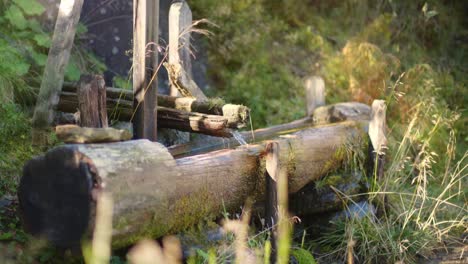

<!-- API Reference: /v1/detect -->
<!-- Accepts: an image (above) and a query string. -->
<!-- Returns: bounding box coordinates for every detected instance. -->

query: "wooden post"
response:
[264,141,290,263]
[32,0,84,145]
[145,0,159,140]
[77,75,108,128]
[169,0,193,97]
[368,100,387,216]
[264,142,280,262]
[368,100,387,181]
[132,0,159,140]
[305,76,325,117]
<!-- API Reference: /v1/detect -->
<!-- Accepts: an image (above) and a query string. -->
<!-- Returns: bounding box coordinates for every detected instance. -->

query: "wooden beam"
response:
[32,0,84,145]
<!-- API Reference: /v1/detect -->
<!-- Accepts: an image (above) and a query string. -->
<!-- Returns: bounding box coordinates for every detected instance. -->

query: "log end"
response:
[18,146,94,248]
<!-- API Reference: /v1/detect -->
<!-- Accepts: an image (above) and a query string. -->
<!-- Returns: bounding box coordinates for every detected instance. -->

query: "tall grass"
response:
[318,100,467,263]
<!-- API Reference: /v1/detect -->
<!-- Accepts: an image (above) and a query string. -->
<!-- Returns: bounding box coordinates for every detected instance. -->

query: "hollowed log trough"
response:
[18,120,368,248]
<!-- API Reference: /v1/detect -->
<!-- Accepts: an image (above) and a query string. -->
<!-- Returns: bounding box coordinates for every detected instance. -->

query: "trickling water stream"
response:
[230,130,248,145]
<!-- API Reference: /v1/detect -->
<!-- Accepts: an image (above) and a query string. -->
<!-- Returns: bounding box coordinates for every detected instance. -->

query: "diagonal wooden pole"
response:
[32,0,84,145]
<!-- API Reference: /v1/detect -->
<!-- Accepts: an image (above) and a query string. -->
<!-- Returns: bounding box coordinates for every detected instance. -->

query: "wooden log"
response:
[32,0,84,145]
[305,76,325,116]
[157,107,231,137]
[18,121,367,248]
[57,89,250,128]
[58,95,231,137]
[77,75,108,128]
[55,125,132,143]
[169,102,371,157]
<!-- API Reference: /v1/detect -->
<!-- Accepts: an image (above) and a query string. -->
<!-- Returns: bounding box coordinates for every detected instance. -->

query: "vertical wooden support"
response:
[264,141,290,263]
[305,76,325,117]
[32,0,84,145]
[77,75,108,128]
[368,100,387,181]
[145,0,159,140]
[169,0,193,97]
[133,0,159,140]
[368,100,387,216]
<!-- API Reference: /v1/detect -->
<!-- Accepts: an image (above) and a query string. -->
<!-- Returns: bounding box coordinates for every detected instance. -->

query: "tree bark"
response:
[31,0,84,145]
[77,75,108,128]
[19,121,367,248]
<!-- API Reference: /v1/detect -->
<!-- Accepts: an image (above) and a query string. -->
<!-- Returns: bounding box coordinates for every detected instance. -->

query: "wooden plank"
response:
[305,76,325,117]
[32,0,84,145]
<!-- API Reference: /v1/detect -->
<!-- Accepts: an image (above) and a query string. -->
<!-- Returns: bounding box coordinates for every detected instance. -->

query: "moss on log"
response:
[18,121,367,248]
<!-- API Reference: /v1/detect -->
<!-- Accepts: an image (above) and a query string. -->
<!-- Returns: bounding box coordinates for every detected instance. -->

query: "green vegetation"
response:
[189,0,467,262]
[0,0,105,105]
[0,0,466,263]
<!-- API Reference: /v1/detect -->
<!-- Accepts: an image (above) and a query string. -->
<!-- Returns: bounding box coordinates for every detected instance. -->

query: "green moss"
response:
[291,248,317,264]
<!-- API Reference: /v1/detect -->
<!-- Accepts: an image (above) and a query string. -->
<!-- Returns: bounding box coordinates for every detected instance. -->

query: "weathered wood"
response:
[59,86,250,128]
[133,0,159,140]
[165,63,207,100]
[55,125,132,143]
[169,0,193,97]
[32,0,84,145]
[367,100,386,179]
[77,75,108,128]
[264,142,280,262]
[169,102,371,157]
[144,0,159,140]
[367,100,387,217]
[312,102,370,124]
[158,107,231,137]
[58,96,232,137]
[19,121,367,248]
[305,76,325,116]
[368,100,387,156]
